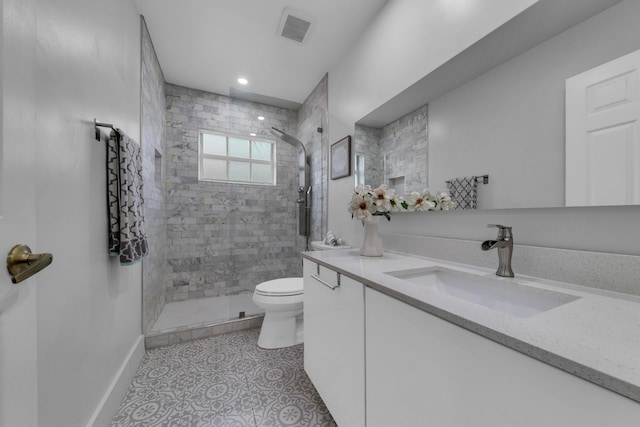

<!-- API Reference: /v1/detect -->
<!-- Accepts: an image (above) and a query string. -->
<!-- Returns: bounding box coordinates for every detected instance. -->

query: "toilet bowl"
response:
[252,277,304,349]
[253,241,350,349]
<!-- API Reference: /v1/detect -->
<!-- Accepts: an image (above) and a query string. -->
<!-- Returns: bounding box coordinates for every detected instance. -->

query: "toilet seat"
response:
[255,277,303,297]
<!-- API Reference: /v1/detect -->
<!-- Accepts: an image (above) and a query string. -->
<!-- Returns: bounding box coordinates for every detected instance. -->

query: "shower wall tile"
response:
[165,84,303,303]
[381,104,428,193]
[141,18,167,333]
[353,105,428,195]
[354,124,383,186]
[297,74,329,242]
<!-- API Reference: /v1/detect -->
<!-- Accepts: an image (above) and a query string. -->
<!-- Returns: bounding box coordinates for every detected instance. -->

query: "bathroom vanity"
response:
[303,259,365,427]
[302,249,640,427]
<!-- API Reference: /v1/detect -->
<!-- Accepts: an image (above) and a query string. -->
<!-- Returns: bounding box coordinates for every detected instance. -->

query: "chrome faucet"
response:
[481,224,514,277]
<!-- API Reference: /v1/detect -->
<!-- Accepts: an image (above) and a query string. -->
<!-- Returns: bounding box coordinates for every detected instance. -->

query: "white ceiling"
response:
[134,0,388,108]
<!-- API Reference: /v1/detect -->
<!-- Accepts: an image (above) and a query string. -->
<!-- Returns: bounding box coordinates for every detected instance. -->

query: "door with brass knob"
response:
[6,244,53,284]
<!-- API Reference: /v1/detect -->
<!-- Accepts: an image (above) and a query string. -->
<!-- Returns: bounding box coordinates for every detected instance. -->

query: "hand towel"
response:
[107,129,149,264]
[446,176,478,210]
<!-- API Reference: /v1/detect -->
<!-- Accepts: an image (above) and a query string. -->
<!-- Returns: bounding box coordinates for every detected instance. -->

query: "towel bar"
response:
[446,175,489,185]
[94,118,119,141]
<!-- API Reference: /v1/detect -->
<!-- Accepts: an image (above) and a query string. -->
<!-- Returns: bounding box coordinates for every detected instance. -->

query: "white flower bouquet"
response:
[348,184,454,221]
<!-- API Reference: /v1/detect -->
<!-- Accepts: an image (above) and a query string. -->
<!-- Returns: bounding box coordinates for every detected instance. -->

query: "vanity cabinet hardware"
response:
[310,273,340,290]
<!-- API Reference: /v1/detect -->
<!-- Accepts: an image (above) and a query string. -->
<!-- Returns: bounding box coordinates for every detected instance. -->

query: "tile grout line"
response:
[242,340,260,427]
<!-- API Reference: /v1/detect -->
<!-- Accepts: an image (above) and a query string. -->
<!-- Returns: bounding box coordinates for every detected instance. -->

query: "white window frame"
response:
[355,152,365,187]
[198,130,277,186]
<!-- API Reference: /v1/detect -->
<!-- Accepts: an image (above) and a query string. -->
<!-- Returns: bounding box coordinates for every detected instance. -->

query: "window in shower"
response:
[198,130,276,185]
[355,152,365,187]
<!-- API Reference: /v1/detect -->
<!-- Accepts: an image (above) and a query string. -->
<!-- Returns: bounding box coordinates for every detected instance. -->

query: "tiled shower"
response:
[163,83,303,303]
[140,19,328,343]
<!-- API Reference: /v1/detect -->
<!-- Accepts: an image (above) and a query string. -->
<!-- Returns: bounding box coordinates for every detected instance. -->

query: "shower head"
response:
[270,128,312,238]
[271,127,307,158]
[271,126,309,191]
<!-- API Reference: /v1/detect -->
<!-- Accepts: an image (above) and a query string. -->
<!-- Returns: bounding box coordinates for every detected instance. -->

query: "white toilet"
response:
[253,277,304,349]
[253,240,350,349]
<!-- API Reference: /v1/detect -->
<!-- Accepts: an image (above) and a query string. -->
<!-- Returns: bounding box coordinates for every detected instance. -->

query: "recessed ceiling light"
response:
[250,132,257,137]
[237,77,248,85]
[258,116,265,121]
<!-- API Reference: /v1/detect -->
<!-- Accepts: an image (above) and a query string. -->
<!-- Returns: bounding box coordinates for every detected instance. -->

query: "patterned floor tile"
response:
[246,346,336,427]
[109,390,183,427]
[110,328,335,427]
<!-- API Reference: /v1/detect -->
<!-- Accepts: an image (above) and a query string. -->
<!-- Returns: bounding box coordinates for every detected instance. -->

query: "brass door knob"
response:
[6,244,53,284]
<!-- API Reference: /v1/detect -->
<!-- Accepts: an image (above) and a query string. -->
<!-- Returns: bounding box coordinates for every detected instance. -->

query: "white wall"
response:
[429,0,640,210]
[329,0,537,124]
[32,0,143,425]
[328,0,640,256]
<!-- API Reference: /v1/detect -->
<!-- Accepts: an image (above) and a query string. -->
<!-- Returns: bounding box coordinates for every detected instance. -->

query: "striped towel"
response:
[446,177,478,210]
[107,130,149,264]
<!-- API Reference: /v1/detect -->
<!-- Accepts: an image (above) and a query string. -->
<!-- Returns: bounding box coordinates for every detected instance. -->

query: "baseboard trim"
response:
[86,334,145,427]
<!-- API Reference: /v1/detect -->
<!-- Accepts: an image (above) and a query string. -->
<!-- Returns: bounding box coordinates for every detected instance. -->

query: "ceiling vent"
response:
[278,8,312,43]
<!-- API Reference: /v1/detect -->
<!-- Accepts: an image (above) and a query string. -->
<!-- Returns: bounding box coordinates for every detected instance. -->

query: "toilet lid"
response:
[255,277,303,296]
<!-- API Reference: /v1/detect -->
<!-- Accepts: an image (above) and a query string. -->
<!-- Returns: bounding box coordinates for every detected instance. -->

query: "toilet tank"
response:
[310,241,351,251]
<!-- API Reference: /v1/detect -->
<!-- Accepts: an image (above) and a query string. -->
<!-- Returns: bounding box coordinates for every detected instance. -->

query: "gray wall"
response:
[141,17,166,332]
[296,74,329,242]
[164,84,303,302]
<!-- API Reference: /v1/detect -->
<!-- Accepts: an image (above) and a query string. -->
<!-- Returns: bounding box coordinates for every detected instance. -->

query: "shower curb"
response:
[144,315,264,349]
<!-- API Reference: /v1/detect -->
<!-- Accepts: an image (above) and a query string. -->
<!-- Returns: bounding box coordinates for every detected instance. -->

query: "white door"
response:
[0,0,39,425]
[566,49,640,206]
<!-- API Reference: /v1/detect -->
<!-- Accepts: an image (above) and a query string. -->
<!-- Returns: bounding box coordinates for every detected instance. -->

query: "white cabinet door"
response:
[303,259,365,427]
[366,287,640,427]
[566,49,640,206]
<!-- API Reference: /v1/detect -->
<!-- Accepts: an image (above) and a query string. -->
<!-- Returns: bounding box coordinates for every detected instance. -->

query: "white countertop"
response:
[302,249,640,403]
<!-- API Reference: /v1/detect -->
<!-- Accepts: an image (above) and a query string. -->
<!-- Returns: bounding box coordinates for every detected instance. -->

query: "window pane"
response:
[251,140,272,161]
[202,133,226,156]
[199,132,276,185]
[228,138,250,158]
[252,164,273,184]
[355,153,365,186]
[202,158,227,180]
[229,161,250,181]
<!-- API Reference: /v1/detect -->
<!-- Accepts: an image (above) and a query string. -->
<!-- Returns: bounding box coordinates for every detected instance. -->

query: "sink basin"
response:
[384,267,580,318]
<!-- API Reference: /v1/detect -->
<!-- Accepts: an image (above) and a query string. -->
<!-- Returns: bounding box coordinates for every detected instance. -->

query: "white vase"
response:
[360,216,384,257]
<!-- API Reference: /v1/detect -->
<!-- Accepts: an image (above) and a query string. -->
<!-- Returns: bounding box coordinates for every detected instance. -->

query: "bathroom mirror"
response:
[354,0,640,210]
[354,106,428,195]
